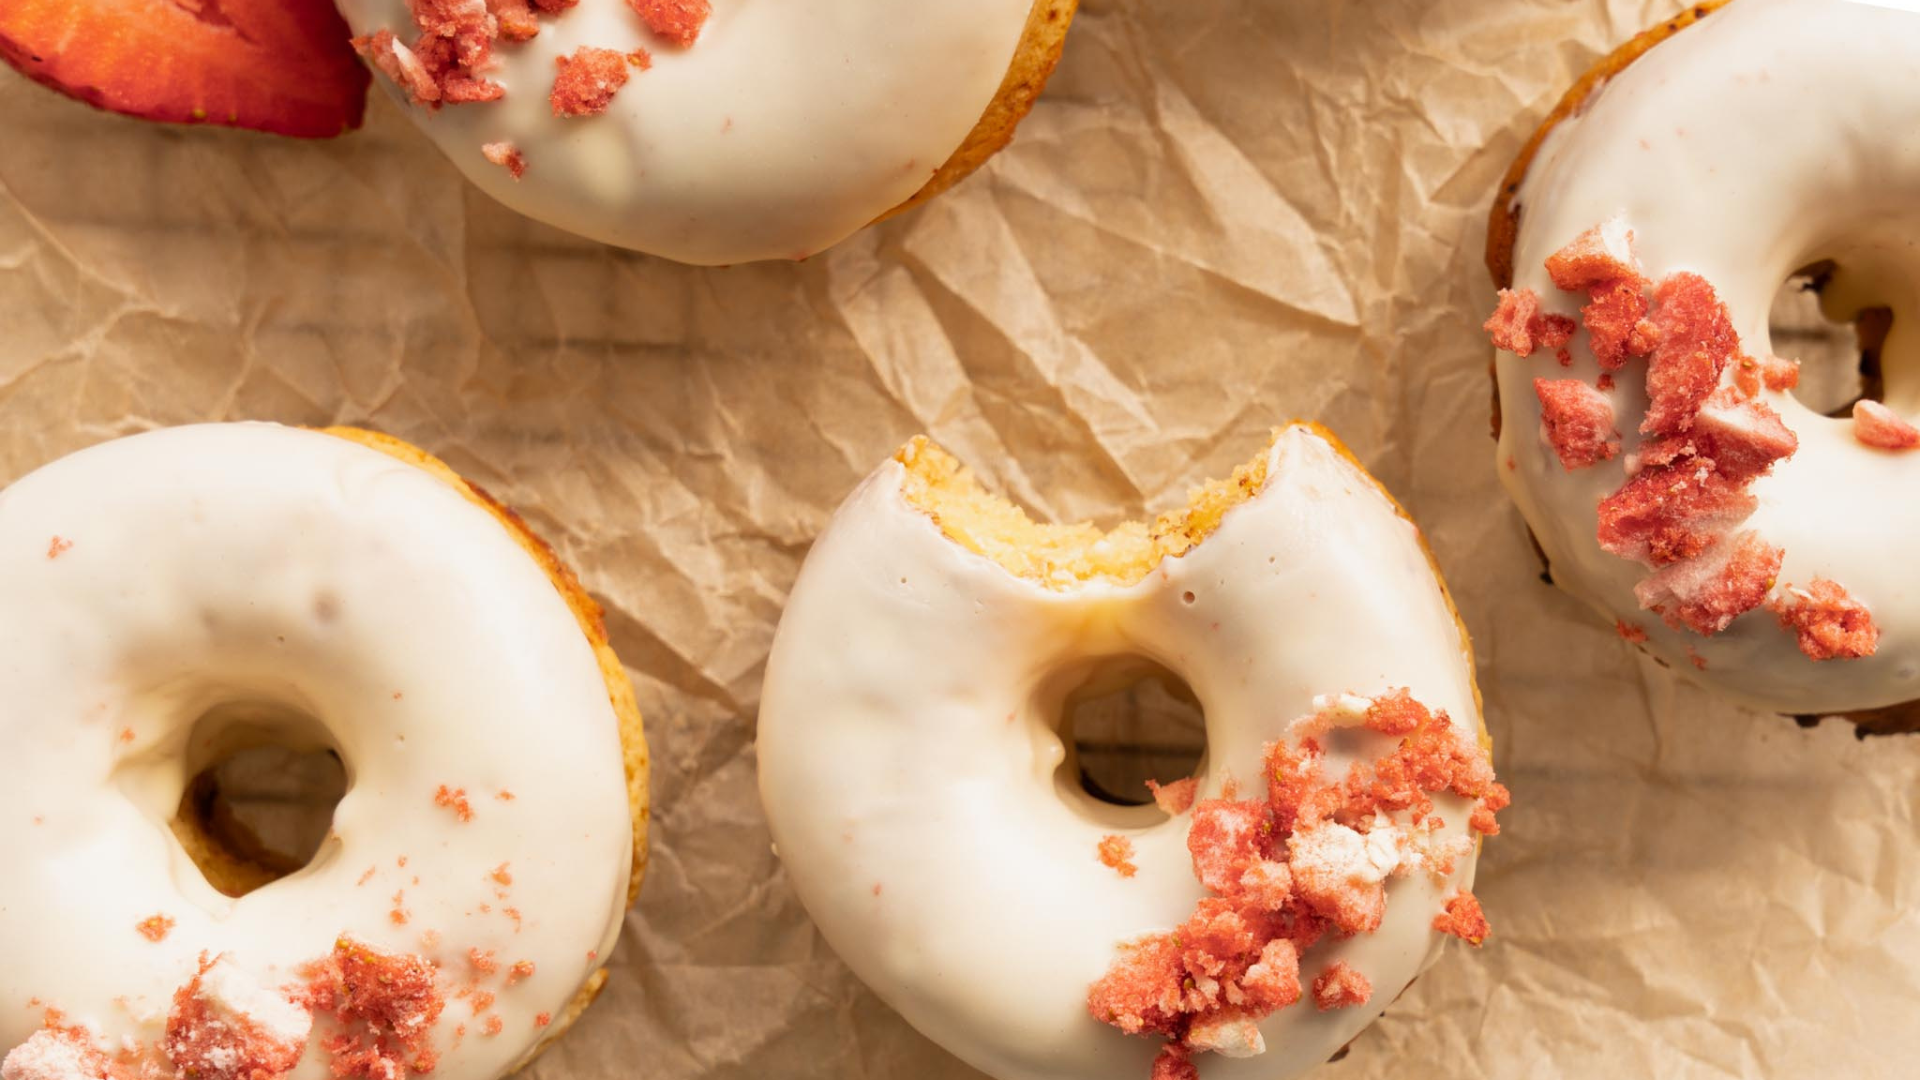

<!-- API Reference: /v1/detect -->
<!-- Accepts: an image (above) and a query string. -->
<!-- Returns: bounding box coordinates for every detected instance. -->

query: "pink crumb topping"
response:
[481,142,527,180]
[626,0,709,46]
[1534,378,1620,470]
[46,537,71,560]
[1146,778,1198,816]
[1852,400,1920,450]
[1632,531,1783,636]
[137,915,176,943]
[1098,835,1139,879]
[165,956,313,1080]
[1484,288,1576,361]
[1543,220,1639,291]
[1433,893,1489,945]
[1769,578,1880,661]
[486,0,539,41]
[434,785,474,823]
[1597,464,1756,568]
[303,938,445,1079]
[1087,691,1501,1076]
[550,47,632,117]
[1641,273,1738,435]
[1311,962,1372,1011]
[1616,620,1648,643]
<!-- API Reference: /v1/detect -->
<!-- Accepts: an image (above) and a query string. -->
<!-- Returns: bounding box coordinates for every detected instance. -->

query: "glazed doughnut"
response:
[0,423,647,1080]
[758,425,1507,1080]
[1484,0,1920,725]
[333,0,1077,264]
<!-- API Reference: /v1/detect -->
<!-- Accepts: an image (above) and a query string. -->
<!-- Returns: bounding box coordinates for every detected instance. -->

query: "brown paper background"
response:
[5,0,1919,1076]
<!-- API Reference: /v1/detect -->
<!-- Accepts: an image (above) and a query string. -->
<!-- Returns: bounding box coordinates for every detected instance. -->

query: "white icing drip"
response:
[1496,0,1920,713]
[333,0,1039,264]
[0,424,633,1080]
[757,425,1486,1080]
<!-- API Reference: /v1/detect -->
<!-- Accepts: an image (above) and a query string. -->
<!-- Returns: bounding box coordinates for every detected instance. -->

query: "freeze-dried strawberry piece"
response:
[628,0,709,46]
[1853,400,1920,450]
[1485,289,1576,360]
[1544,219,1639,291]
[1633,531,1782,636]
[166,956,313,1080]
[1287,823,1395,934]
[1147,778,1198,816]
[1087,935,1185,1038]
[1769,578,1879,661]
[1311,962,1372,1010]
[0,0,368,137]
[1,1029,132,1080]
[487,0,539,41]
[1149,1045,1198,1080]
[1433,892,1489,945]
[1642,273,1738,435]
[1534,378,1620,470]
[1686,391,1797,483]
[1581,278,1656,371]
[1597,462,1756,567]
[1099,835,1139,879]
[304,937,444,1079]
[551,46,631,116]
[1733,352,1801,397]
[1236,937,1302,1013]
[1186,799,1271,895]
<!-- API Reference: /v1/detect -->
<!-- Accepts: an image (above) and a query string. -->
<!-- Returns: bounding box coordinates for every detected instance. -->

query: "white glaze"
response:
[333,0,1037,265]
[1496,0,1920,714]
[0,424,633,1080]
[757,425,1487,1080]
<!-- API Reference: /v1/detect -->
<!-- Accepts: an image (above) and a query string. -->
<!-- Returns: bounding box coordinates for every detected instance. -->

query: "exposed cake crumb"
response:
[166,955,312,1080]
[626,0,709,46]
[1184,1011,1263,1058]
[551,47,632,117]
[481,142,527,180]
[1311,962,1372,1010]
[1534,378,1620,469]
[1146,778,1198,816]
[1769,578,1880,661]
[136,915,175,943]
[46,537,71,560]
[1852,400,1920,450]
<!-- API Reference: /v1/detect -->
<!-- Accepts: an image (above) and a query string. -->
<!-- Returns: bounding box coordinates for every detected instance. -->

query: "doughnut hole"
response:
[1051,657,1205,817]
[169,701,348,898]
[1771,260,1893,416]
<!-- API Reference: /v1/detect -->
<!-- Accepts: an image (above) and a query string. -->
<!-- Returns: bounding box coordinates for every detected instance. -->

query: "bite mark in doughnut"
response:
[549,47,632,117]
[1310,963,1371,1011]
[1769,579,1879,662]
[1096,836,1138,879]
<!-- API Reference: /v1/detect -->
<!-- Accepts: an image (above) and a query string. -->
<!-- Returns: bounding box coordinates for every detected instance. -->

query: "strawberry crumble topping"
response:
[303,938,445,1079]
[1769,578,1880,661]
[1146,778,1198,816]
[165,955,313,1080]
[1534,378,1620,469]
[1490,217,1881,657]
[1484,289,1575,362]
[136,915,175,943]
[481,142,527,180]
[1852,400,1920,450]
[1,1029,131,1080]
[1310,962,1371,1010]
[550,47,631,117]
[1087,691,1500,1075]
[627,0,710,46]
[1433,893,1489,945]
[1097,835,1139,879]
[434,786,473,822]
[45,537,71,560]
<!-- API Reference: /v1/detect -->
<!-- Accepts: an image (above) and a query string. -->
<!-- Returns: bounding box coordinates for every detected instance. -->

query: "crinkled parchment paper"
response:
[4,0,1919,1076]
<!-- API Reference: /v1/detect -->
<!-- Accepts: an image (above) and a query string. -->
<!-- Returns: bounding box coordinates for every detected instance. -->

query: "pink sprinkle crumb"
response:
[491,863,514,887]
[1311,962,1372,1010]
[1150,1045,1198,1080]
[487,0,539,42]
[356,867,377,887]
[469,991,495,1016]
[46,537,71,560]
[626,0,709,46]
[1544,220,1640,291]
[1098,835,1139,879]
[1146,777,1198,816]
[303,937,444,1078]
[551,46,632,117]
[1687,647,1708,670]
[628,48,653,70]
[469,949,498,975]
[1734,352,1801,396]
[1853,400,1920,450]
[481,141,528,180]
[1616,620,1648,643]
[533,1012,552,1028]
[135,915,175,943]
[1597,464,1756,568]
[1769,578,1880,661]
[1484,288,1576,359]
[1642,273,1738,435]
[435,785,474,822]
[507,961,535,986]
[1681,391,1799,483]
[1364,689,1431,736]
[496,790,516,802]
[482,1016,504,1037]
[390,891,409,926]
[1185,799,1270,896]
[1433,892,1489,945]
[1632,531,1783,636]
[166,956,312,1080]
[1534,378,1620,470]
[2,1028,130,1080]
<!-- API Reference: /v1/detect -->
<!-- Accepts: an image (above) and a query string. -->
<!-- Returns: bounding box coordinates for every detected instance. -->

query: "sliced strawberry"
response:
[0,0,368,138]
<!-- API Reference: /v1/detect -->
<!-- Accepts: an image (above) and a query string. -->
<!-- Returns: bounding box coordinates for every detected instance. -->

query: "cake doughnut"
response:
[0,423,647,1080]
[332,0,1077,264]
[758,425,1508,1080]
[1484,0,1920,728]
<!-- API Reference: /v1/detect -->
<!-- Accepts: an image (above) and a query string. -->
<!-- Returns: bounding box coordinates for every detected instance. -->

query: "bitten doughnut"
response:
[333,0,1077,264]
[1483,0,1920,727]
[758,425,1507,1080]
[0,423,648,1080]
